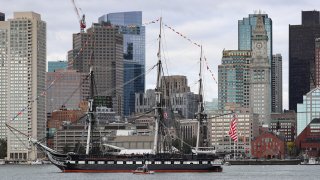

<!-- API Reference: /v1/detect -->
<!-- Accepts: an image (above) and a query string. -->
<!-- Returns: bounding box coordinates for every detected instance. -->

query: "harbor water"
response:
[0,164,318,180]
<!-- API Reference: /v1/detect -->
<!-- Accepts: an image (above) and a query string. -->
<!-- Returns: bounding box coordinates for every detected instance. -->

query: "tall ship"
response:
[6,18,222,173]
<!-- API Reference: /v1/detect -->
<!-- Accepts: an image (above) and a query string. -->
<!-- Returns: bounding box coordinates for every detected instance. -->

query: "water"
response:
[0,164,318,180]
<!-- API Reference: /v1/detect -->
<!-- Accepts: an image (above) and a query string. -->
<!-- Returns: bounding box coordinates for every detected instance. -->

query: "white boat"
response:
[30,159,43,165]
[133,165,155,174]
[300,157,319,165]
[224,162,231,166]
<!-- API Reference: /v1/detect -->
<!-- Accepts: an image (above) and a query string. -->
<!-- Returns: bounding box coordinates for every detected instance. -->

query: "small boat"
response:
[300,157,319,165]
[133,165,155,174]
[30,159,43,165]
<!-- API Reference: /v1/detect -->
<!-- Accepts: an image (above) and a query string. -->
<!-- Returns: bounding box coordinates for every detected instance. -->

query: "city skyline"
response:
[2,0,320,110]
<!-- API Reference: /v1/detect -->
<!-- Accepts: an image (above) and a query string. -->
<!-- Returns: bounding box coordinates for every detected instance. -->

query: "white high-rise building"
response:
[0,12,46,161]
[207,105,259,156]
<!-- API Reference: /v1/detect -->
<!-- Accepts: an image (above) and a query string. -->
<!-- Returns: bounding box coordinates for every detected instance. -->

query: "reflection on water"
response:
[0,164,319,180]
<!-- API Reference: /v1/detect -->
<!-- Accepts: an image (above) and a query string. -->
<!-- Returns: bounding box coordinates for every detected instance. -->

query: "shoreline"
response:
[225,159,302,165]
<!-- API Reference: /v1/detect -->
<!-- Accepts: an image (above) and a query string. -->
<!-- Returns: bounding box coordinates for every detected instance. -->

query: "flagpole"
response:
[234,141,236,160]
[229,113,238,160]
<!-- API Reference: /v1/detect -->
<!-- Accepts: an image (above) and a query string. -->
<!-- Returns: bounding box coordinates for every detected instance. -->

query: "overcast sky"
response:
[2,0,320,109]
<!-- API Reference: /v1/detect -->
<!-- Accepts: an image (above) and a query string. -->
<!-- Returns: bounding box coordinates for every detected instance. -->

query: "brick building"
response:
[47,108,85,148]
[295,118,320,157]
[270,110,296,142]
[251,131,286,159]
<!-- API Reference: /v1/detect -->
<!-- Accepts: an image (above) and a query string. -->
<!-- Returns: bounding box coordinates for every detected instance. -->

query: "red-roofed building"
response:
[251,131,286,159]
[295,118,320,157]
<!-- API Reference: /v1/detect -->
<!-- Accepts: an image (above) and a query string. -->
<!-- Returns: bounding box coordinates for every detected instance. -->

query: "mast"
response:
[86,66,94,155]
[195,45,204,154]
[153,17,162,154]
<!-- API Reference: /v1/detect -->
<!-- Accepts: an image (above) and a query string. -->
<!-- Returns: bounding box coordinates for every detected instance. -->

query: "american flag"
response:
[163,112,168,119]
[228,114,238,142]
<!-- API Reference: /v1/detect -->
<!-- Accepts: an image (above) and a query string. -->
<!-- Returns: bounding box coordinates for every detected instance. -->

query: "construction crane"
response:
[71,0,86,33]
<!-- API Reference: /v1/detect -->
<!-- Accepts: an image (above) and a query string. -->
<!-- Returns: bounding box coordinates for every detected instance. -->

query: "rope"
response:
[6,123,30,149]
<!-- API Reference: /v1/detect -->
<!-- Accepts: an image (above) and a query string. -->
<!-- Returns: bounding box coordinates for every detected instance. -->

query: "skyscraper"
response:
[250,14,271,126]
[218,50,251,110]
[99,11,145,117]
[0,12,46,161]
[68,22,124,116]
[289,10,320,111]
[271,54,283,113]
[315,38,320,87]
[238,13,272,63]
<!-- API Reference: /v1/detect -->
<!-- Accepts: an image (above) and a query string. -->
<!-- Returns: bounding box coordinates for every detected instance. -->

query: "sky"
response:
[2,0,320,109]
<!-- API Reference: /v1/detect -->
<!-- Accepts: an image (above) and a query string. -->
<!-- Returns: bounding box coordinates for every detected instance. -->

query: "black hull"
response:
[59,164,222,173]
[48,153,223,173]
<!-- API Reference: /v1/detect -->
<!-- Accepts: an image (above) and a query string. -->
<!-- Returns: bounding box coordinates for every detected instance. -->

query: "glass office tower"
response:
[289,11,320,111]
[99,11,145,116]
[218,50,251,110]
[297,87,320,136]
[238,13,272,63]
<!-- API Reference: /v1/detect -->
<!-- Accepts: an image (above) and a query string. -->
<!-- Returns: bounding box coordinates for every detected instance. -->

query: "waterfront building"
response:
[251,131,286,159]
[271,54,283,113]
[99,11,145,117]
[68,22,124,116]
[207,105,259,156]
[295,118,320,157]
[297,87,320,136]
[289,10,320,111]
[250,14,271,126]
[218,50,251,110]
[47,109,85,149]
[270,110,296,142]
[48,60,68,72]
[238,12,272,63]
[53,123,152,153]
[0,12,46,161]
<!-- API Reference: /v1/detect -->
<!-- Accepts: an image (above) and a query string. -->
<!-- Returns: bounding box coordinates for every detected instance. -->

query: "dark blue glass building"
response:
[99,11,145,116]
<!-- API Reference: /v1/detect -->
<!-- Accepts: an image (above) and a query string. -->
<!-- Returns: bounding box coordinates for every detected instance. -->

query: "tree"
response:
[287,141,295,157]
[0,138,7,159]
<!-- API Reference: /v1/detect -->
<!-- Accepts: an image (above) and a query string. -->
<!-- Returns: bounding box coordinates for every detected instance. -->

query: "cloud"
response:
[3,0,320,109]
